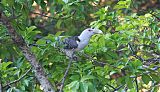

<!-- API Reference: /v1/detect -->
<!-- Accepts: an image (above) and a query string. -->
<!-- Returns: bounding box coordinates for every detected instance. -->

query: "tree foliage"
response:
[0,0,160,92]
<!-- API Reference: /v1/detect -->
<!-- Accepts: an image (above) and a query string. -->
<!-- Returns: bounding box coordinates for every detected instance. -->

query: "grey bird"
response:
[59,28,103,59]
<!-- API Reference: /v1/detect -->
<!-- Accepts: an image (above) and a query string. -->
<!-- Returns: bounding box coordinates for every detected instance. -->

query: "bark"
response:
[0,81,2,92]
[0,16,55,92]
[59,59,72,92]
[0,60,2,92]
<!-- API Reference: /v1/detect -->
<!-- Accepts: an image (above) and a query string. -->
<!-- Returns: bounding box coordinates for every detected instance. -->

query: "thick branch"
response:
[59,59,72,92]
[0,16,55,92]
[3,67,32,88]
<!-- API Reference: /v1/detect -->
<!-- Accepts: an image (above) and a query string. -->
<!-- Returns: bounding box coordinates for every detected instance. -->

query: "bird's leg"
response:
[71,50,78,61]
[72,55,78,61]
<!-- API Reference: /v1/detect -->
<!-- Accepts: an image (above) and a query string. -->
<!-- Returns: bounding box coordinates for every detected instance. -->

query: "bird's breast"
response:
[76,40,89,51]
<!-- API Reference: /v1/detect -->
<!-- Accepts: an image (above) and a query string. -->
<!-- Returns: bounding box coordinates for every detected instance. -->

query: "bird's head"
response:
[80,28,103,37]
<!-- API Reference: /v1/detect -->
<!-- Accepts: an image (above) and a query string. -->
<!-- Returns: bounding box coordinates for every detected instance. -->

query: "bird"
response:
[57,28,103,59]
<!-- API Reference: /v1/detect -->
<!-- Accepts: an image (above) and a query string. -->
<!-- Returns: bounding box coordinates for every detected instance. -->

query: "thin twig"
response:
[30,12,54,19]
[105,83,124,92]
[30,10,76,20]
[135,77,139,92]
[128,43,144,62]
[59,59,73,92]
[9,14,22,20]
[151,13,160,22]
[146,58,160,63]
[131,0,138,12]
[106,83,116,90]
[3,67,32,88]
[83,53,121,69]
[113,85,124,92]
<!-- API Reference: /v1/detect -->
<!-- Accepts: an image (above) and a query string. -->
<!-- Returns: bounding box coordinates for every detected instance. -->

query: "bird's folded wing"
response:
[63,36,80,49]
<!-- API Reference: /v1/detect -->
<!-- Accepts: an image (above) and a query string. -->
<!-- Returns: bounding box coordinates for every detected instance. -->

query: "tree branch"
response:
[105,83,124,92]
[0,15,55,92]
[3,67,32,88]
[0,81,2,92]
[30,12,54,19]
[146,58,160,63]
[128,43,144,62]
[106,83,116,90]
[0,59,2,92]
[0,77,2,92]
[30,10,76,20]
[8,14,22,20]
[113,85,124,92]
[151,13,160,22]
[59,59,73,92]
[135,77,139,92]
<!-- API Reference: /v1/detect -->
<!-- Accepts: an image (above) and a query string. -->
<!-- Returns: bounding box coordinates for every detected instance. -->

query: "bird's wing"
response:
[63,36,80,49]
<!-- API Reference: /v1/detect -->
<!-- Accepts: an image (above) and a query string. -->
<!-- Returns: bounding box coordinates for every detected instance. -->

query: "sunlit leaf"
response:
[81,75,96,82]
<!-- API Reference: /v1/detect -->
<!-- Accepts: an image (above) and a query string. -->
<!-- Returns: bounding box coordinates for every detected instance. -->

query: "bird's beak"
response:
[93,29,103,34]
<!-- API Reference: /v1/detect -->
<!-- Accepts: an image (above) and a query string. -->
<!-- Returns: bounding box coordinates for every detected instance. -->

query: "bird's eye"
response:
[88,30,92,31]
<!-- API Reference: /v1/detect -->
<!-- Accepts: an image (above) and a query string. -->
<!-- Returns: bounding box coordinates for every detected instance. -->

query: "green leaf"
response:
[70,75,80,81]
[66,81,79,91]
[55,31,64,37]
[40,1,47,9]
[63,0,69,3]
[27,26,37,32]
[152,86,159,92]
[35,0,41,5]
[81,75,96,82]
[109,71,118,75]
[3,74,7,78]
[87,82,97,92]
[0,62,12,70]
[150,74,160,82]
[125,76,133,89]
[131,59,142,69]
[98,36,105,47]
[80,82,88,92]
[145,13,152,18]
[2,0,14,6]
[114,0,130,9]
[142,74,152,84]
[36,39,46,45]
[56,20,63,29]
[24,79,29,86]
[157,43,160,50]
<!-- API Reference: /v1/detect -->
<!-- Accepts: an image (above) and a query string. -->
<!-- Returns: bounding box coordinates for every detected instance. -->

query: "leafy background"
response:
[0,0,160,92]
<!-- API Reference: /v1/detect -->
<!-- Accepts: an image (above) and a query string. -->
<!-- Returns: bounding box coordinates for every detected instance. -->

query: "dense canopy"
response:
[0,0,160,92]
